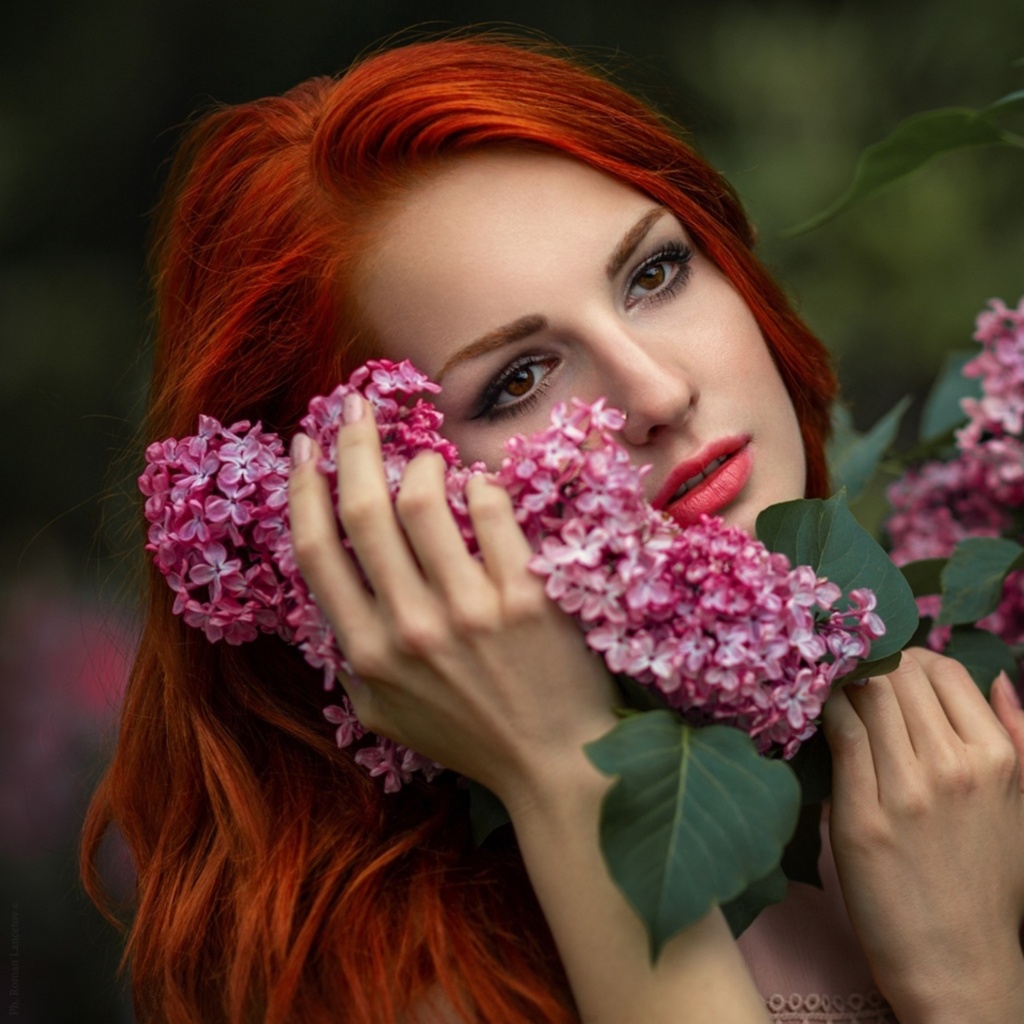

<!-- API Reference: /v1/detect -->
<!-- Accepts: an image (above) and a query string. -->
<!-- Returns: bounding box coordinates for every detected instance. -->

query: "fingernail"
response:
[466,468,496,489]
[290,433,312,465]
[343,392,364,424]
[997,671,1022,709]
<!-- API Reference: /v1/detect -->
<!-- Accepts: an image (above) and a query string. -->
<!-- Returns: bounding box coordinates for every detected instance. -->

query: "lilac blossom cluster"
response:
[140,418,292,646]
[142,360,884,789]
[141,364,460,792]
[886,298,1024,647]
[495,402,884,757]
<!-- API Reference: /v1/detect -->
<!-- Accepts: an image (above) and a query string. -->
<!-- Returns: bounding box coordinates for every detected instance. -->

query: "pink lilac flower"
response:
[142,360,885,788]
[487,405,883,758]
[140,421,292,647]
[886,298,1024,650]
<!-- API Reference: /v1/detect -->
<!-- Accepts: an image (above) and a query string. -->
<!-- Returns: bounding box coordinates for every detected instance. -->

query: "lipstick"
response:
[653,437,752,529]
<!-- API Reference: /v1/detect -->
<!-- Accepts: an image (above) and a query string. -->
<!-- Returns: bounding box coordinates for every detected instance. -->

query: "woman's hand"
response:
[991,670,1024,769]
[824,650,1024,1024]
[287,396,772,1023]
[286,393,617,810]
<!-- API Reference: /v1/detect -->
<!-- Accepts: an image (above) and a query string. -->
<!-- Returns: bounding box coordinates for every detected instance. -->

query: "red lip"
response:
[652,436,752,529]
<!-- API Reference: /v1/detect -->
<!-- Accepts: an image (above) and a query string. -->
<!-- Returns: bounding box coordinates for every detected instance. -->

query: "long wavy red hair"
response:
[82,34,836,1024]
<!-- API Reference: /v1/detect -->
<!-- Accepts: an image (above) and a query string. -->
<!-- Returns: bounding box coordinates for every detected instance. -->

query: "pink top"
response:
[736,810,898,1023]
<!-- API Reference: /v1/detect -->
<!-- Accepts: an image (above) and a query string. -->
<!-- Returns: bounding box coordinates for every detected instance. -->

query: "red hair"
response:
[83,34,836,1024]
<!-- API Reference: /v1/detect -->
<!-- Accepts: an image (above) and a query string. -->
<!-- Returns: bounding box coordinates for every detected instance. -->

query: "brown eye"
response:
[481,356,559,418]
[635,264,667,291]
[504,367,535,397]
[626,244,693,307]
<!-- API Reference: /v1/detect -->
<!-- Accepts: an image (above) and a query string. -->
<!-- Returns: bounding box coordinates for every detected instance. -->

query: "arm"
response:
[502,741,767,1024]
[824,651,1024,1024]
[287,397,769,1023]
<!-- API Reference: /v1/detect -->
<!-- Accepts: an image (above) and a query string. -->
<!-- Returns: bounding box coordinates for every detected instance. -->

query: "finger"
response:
[332,670,380,736]
[879,648,960,757]
[287,433,380,645]
[991,672,1024,793]
[465,474,534,588]
[910,646,1004,745]
[333,393,427,602]
[843,673,917,786]
[823,686,880,809]
[395,451,488,596]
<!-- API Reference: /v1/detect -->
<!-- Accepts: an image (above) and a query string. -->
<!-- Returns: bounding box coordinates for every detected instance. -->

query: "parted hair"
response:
[82,33,836,1024]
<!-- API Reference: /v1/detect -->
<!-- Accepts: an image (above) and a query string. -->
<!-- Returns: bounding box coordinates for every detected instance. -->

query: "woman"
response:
[83,35,1024,1023]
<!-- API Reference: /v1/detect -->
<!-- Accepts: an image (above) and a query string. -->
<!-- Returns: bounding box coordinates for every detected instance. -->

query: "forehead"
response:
[379,147,650,227]
[355,150,658,362]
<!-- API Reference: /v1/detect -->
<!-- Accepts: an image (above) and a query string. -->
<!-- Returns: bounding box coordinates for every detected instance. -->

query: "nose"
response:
[591,325,698,447]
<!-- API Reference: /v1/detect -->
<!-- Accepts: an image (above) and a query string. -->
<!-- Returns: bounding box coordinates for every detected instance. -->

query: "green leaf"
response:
[986,89,1024,116]
[898,428,959,464]
[944,627,1020,698]
[839,650,903,684]
[468,781,510,845]
[785,107,1024,235]
[721,864,789,937]
[899,558,947,597]
[585,713,799,958]
[616,672,672,712]
[756,492,918,661]
[827,405,857,464]
[936,537,1024,626]
[827,398,910,500]
[919,349,984,441]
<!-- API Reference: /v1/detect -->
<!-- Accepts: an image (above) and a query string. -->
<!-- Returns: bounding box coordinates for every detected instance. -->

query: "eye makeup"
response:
[472,354,559,421]
[470,234,694,422]
[625,242,694,309]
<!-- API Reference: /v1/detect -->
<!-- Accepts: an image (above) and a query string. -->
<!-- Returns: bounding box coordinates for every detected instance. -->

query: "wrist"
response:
[496,712,618,832]
[883,930,1024,1024]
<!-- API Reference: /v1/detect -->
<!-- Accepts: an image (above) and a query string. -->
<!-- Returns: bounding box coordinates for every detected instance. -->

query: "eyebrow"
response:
[436,206,667,381]
[436,315,547,381]
[605,207,667,279]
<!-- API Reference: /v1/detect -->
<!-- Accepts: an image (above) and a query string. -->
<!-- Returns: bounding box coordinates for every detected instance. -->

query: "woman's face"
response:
[356,149,806,535]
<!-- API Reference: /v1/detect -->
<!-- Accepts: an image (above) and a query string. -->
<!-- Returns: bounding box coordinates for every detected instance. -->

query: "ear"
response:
[991,672,1024,793]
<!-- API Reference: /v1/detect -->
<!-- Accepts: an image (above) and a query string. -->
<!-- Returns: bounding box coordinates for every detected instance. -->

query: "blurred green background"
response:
[2,1,1021,1019]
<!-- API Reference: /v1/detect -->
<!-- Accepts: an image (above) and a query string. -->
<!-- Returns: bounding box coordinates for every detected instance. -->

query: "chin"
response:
[730,513,759,538]
[723,496,784,539]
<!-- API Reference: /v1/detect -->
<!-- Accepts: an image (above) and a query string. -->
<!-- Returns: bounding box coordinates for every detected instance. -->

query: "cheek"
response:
[777,392,808,495]
[435,421,510,472]
[749,349,807,494]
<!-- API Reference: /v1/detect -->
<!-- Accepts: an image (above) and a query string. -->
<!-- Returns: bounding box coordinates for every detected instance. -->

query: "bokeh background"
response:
[2,1,1022,1019]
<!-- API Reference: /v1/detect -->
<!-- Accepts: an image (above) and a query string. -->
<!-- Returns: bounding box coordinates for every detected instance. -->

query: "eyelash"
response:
[625,242,694,308]
[474,355,558,422]
[473,240,695,421]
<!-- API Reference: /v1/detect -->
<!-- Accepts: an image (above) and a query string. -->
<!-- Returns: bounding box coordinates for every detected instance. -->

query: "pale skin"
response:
[288,150,1024,1022]
[826,655,1024,1023]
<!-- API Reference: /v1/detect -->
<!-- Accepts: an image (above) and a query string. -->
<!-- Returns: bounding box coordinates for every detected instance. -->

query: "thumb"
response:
[991,671,1024,793]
